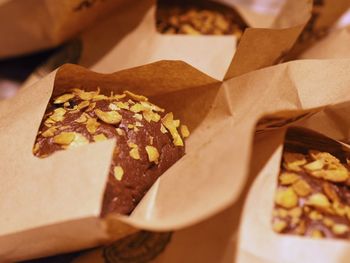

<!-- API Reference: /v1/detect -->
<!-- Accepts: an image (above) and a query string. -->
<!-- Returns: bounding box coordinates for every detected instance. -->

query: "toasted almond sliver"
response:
[95,109,122,125]
[162,112,183,146]
[114,166,124,181]
[180,125,190,138]
[145,145,159,163]
[54,93,75,104]
[86,118,100,134]
[275,187,298,209]
[272,219,287,233]
[304,159,324,171]
[93,133,107,142]
[53,132,76,145]
[279,172,299,185]
[332,224,349,235]
[311,230,324,239]
[67,133,89,149]
[129,147,140,160]
[124,90,148,102]
[292,179,312,197]
[42,127,57,137]
[307,193,330,208]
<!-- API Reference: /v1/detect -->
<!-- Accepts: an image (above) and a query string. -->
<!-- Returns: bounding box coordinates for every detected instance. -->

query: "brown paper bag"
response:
[14,58,350,262]
[23,0,311,87]
[0,60,254,262]
[282,0,350,60]
[0,0,128,59]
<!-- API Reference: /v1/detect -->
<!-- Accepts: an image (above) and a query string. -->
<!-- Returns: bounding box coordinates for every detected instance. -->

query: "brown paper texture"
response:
[23,0,311,87]
[300,25,350,59]
[7,58,350,261]
[0,0,127,59]
[283,0,350,60]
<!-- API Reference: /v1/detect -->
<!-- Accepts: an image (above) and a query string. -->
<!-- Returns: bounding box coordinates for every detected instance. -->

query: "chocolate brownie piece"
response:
[34,88,189,216]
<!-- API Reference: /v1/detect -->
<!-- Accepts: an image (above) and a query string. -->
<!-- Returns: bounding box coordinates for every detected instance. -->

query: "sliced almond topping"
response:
[145,145,159,163]
[162,112,183,146]
[295,220,306,235]
[113,94,126,100]
[279,172,299,185]
[72,89,96,101]
[332,224,349,235]
[124,90,148,102]
[116,128,125,136]
[322,167,349,182]
[323,217,334,227]
[133,113,143,121]
[66,133,89,149]
[180,125,190,138]
[50,108,66,122]
[275,187,298,209]
[115,101,129,110]
[42,126,57,137]
[311,230,324,239]
[54,93,74,104]
[140,101,164,112]
[160,124,168,134]
[332,202,347,217]
[130,103,145,113]
[33,143,40,154]
[86,118,100,134]
[75,113,89,123]
[309,210,323,220]
[109,103,119,111]
[93,94,108,101]
[53,132,76,145]
[292,179,312,197]
[86,102,96,111]
[114,166,124,181]
[323,182,340,202]
[304,159,324,171]
[77,100,90,110]
[95,109,122,124]
[283,152,307,172]
[307,193,330,208]
[143,111,161,123]
[129,147,140,160]
[93,133,107,142]
[272,219,287,233]
[149,136,154,145]
[289,207,302,218]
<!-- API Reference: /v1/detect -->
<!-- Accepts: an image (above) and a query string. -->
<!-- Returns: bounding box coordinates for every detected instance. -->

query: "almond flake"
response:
[332,224,349,235]
[124,90,148,101]
[53,132,76,145]
[279,172,299,185]
[50,108,66,122]
[93,133,107,142]
[86,102,96,111]
[86,118,100,134]
[109,103,119,111]
[160,124,168,134]
[42,126,57,137]
[114,166,124,181]
[116,128,125,136]
[33,143,40,154]
[145,145,159,163]
[180,125,190,138]
[311,230,324,239]
[95,109,122,124]
[292,179,312,197]
[307,193,330,208]
[67,133,89,149]
[129,147,140,160]
[133,113,143,121]
[161,112,183,146]
[272,219,287,233]
[304,160,324,171]
[275,187,298,209]
[77,100,90,110]
[54,93,74,104]
[115,101,129,110]
[75,113,88,123]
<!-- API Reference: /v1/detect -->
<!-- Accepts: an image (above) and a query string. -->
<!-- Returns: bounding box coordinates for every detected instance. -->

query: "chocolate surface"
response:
[34,89,188,216]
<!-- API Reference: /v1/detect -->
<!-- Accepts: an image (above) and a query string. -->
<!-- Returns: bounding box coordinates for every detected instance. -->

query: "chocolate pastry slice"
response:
[34,88,189,216]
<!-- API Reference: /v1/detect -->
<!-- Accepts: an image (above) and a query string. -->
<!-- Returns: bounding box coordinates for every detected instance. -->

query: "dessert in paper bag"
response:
[24,0,311,86]
[0,60,255,262]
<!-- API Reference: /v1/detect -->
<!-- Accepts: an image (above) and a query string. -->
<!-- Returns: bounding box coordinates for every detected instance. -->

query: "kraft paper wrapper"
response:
[18,58,350,262]
[300,25,350,59]
[0,0,127,59]
[0,59,255,262]
[23,0,311,87]
[282,0,350,60]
